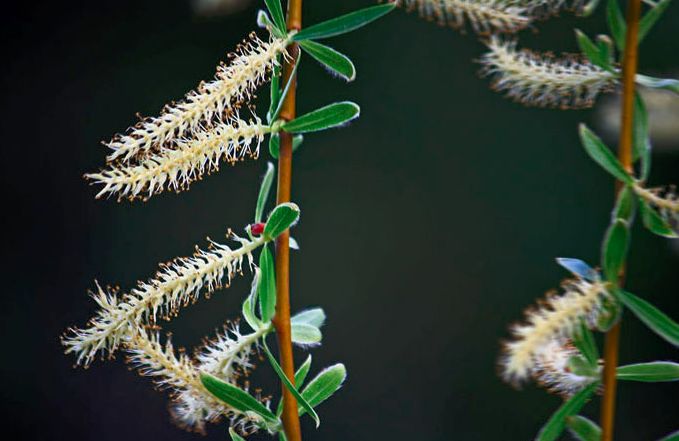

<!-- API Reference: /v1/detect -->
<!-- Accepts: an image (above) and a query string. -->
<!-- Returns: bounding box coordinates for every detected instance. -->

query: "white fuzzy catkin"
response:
[480,37,617,108]
[62,234,264,366]
[500,278,610,384]
[87,114,267,201]
[396,0,533,34]
[106,34,287,162]
[125,330,262,434]
[531,339,598,396]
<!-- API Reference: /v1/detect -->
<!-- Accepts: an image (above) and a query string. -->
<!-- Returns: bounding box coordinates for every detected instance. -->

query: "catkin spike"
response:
[531,339,599,397]
[396,0,533,34]
[125,330,264,434]
[500,278,610,384]
[633,183,679,227]
[87,114,268,201]
[480,37,618,108]
[62,234,265,367]
[106,34,287,163]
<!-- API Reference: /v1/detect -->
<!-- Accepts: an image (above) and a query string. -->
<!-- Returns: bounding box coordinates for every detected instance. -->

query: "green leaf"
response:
[596,294,623,332]
[601,219,630,283]
[278,432,288,441]
[291,308,326,328]
[536,383,598,441]
[606,0,626,51]
[269,134,303,159]
[262,340,320,427]
[638,0,672,43]
[258,245,276,323]
[579,124,633,184]
[659,430,679,441]
[255,162,275,223]
[200,373,279,428]
[556,258,598,282]
[267,61,281,123]
[282,102,360,134]
[300,40,356,81]
[300,364,347,414]
[617,361,679,382]
[270,53,302,123]
[276,355,313,417]
[596,35,615,68]
[636,74,679,95]
[229,427,247,441]
[291,323,322,345]
[632,92,651,170]
[242,269,262,330]
[264,0,286,34]
[257,10,285,39]
[566,415,601,441]
[264,202,301,241]
[292,3,396,41]
[572,321,599,367]
[639,198,678,238]
[575,29,607,69]
[612,185,636,222]
[617,290,679,346]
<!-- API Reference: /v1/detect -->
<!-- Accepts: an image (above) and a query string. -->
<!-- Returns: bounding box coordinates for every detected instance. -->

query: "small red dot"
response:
[251,222,265,235]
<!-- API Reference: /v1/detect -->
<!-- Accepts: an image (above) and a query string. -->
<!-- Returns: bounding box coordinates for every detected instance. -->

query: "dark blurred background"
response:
[1,1,678,440]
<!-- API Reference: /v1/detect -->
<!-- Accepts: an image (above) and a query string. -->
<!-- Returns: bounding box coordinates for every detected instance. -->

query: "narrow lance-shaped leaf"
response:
[601,219,630,284]
[262,340,320,427]
[617,290,679,346]
[658,430,679,441]
[579,124,633,184]
[632,92,651,172]
[264,0,286,34]
[293,3,396,41]
[556,258,598,282]
[596,35,614,69]
[636,74,679,95]
[282,102,360,134]
[583,0,603,17]
[612,185,636,222]
[200,373,279,428]
[270,53,302,123]
[257,10,286,39]
[300,40,356,81]
[255,162,275,223]
[639,198,678,238]
[638,0,672,44]
[258,245,276,323]
[566,415,601,441]
[242,268,262,330]
[300,363,347,414]
[616,361,679,382]
[277,355,313,417]
[575,30,607,69]
[267,60,281,123]
[536,383,598,441]
[264,202,301,240]
[606,0,626,51]
[291,307,326,328]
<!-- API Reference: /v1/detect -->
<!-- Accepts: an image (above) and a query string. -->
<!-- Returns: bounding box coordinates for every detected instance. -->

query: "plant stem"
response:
[272,1,303,440]
[600,0,641,439]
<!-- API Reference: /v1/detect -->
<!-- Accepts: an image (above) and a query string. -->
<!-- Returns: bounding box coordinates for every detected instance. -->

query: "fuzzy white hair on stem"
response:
[500,277,610,384]
[87,114,269,201]
[531,339,599,397]
[395,0,533,34]
[125,330,264,435]
[61,233,264,367]
[105,33,288,163]
[480,37,618,109]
